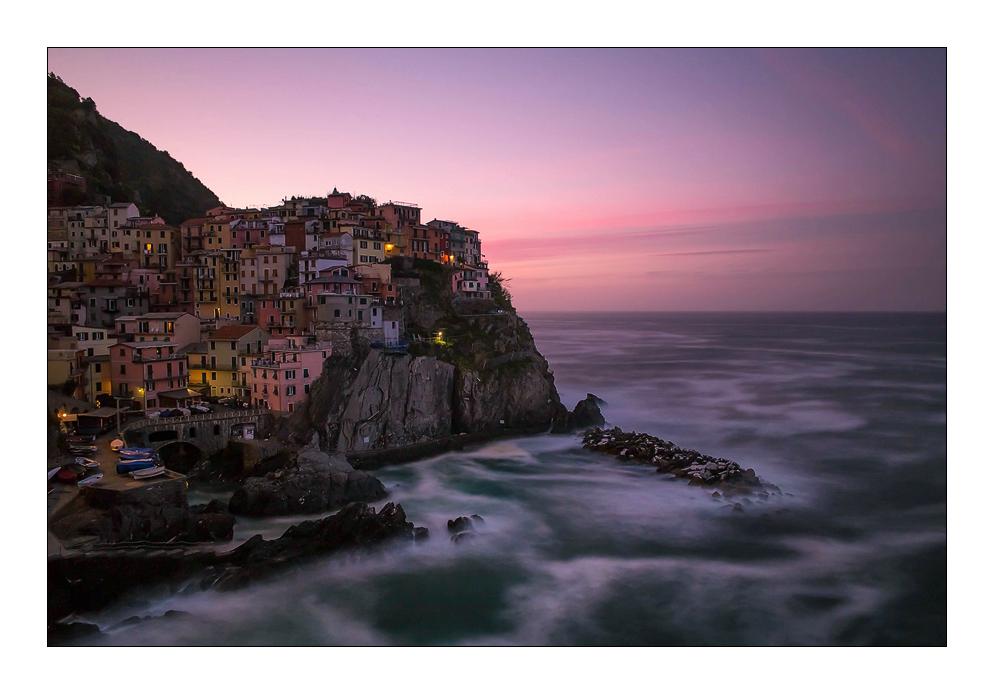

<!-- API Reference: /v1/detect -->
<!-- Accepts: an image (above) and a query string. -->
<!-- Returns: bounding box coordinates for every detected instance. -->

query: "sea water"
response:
[78,312,946,646]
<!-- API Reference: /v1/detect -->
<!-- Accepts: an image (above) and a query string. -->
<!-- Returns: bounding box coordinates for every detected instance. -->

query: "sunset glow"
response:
[47,48,946,311]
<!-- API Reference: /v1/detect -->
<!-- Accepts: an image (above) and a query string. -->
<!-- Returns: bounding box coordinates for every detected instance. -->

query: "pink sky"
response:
[47,48,946,311]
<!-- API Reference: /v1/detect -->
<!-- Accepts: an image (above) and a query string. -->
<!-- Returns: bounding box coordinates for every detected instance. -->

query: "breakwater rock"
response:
[582,427,782,498]
[228,440,387,517]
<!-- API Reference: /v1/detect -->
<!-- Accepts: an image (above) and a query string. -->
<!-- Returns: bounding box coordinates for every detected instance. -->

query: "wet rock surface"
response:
[50,490,236,545]
[49,502,428,625]
[202,502,424,591]
[227,438,388,517]
[567,394,607,431]
[447,516,475,534]
[582,426,782,498]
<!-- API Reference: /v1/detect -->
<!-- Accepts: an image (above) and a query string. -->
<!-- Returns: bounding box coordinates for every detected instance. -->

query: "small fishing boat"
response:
[118,450,154,459]
[74,457,99,468]
[77,473,103,488]
[48,467,60,481]
[116,459,157,475]
[66,435,96,444]
[69,445,98,454]
[131,465,166,480]
[56,464,86,482]
[118,447,152,456]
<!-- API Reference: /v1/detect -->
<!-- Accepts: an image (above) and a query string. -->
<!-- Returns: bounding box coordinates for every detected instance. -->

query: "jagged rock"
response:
[186,512,235,542]
[470,514,485,525]
[206,502,417,590]
[414,527,430,542]
[447,516,474,534]
[228,449,386,517]
[451,531,477,544]
[582,426,780,499]
[567,393,606,431]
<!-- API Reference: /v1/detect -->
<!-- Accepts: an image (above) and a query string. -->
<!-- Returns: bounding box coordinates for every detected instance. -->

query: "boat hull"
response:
[77,474,103,488]
[116,460,157,474]
[131,466,166,479]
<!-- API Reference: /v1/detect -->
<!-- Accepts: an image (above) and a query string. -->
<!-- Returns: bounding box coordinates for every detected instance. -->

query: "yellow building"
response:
[192,325,272,399]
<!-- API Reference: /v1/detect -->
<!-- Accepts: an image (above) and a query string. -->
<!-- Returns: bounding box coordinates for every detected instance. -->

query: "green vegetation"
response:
[393,257,532,372]
[488,271,514,313]
[47,73,222,223]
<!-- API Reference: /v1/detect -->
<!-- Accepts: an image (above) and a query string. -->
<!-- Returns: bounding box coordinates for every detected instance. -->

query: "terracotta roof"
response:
[210,324,257,340]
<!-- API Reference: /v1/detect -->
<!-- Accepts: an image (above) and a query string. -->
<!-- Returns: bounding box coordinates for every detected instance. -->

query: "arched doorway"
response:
[156,440,203,474]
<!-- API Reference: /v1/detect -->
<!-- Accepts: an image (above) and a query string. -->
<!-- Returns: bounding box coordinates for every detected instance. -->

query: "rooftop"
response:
[118,341,179,349]
[210,324,259,340]
[136,312,192,320]
[158,388,204,399]
[176,342,208,355]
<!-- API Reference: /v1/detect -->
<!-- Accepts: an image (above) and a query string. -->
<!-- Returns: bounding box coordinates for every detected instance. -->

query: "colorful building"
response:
[109,341,189,410]
[248,341,327,412]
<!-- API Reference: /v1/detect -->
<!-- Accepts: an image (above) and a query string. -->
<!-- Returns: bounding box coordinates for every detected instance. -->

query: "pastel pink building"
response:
[110,341,190,410]
[248,340,327,413]
[452,267,491,299]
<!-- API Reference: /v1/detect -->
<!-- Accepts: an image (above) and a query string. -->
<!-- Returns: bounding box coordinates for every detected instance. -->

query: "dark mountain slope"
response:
[47,73,221,223]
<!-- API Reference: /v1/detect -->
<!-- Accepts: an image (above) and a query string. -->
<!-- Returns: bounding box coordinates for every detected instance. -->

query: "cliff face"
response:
[338,353,455,452]
[280,259,568,459]
[453,355,561,433]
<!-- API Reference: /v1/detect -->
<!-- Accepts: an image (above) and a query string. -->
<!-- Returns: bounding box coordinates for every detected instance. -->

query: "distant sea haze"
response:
[75,312,945,646]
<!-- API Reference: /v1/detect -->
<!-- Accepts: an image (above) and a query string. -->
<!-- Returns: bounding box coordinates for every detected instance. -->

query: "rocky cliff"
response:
[277,258,576,461]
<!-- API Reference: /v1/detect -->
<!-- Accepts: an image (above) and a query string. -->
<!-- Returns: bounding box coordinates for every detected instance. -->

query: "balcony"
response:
[131,350,181,362]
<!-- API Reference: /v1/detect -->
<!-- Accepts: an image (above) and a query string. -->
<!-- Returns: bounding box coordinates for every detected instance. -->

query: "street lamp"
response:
[113,395,132,438]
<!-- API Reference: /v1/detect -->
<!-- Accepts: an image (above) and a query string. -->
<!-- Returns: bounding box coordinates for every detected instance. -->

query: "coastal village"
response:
[47,188,493,417]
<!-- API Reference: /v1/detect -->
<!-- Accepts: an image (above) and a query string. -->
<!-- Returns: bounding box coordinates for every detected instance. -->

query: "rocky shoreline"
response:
[48,501,427,640]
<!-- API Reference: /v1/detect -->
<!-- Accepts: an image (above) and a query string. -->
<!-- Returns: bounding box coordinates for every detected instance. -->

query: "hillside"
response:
[47,73,222,223]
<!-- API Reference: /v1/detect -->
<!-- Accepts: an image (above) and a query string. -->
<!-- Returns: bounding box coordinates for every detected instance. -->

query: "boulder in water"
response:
[447,516,475,534]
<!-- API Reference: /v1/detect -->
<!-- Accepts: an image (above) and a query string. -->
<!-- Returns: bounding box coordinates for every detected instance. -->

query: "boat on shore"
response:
[110,439,125,451]
[118,447,152,457]
[116,459,157,475]
[48,467,60,481]
[130,466,166,480]
[56,464,86,482]
[66,435,96,444]
[77,473,103,488]
[74,457,99,468]
[69,445,98,454]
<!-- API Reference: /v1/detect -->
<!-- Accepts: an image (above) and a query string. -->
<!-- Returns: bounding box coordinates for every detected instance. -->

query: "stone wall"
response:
[311,322,382,357]
[122,409,277,457]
